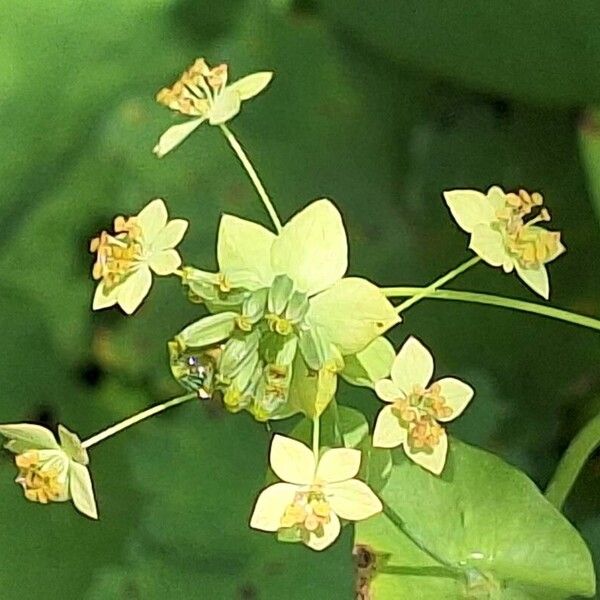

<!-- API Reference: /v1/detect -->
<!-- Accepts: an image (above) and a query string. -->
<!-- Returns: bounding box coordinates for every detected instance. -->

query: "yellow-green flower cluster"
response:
[170,199,399,421]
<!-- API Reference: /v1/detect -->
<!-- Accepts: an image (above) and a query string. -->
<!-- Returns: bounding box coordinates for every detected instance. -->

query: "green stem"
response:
[382,287,600,332]
[312,416,320,463]
[545,411,600,509]
[82,393,196,449]
[393,257,480,314]
[219,124,282,233]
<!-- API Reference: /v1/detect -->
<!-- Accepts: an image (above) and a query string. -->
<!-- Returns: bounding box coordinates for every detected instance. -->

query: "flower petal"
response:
[341,336,395,389]
[316,448,361,483]
[404,430,448,476]
[228,72,274,101]
[217,214,276,286]
[270,434,315,485]
[443,189,498,233]
[372,405,407,449]
[309,278,400,355]
[92,281,118,311]
[69,462,98,519]
[152,219,189,251]
[391,336,434,394]
[469,223,507,267]
[116,267,152,315]
[306,511,341,551]
[149,249,182,276]
[515,263,550,299]
[208,89,242,125]
[153,117,205,158]
[327,479,383,521]
[374,379,402,403]
[137,199,169,244]
[0,423,59,453]
[249,482,298,532]
[436,377,474,422]
[271,199,348,296]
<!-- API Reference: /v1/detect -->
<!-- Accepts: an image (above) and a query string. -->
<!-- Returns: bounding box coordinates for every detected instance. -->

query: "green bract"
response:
[171,199,399,420]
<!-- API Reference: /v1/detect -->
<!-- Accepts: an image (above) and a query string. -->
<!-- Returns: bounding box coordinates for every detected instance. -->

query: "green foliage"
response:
[318,0,600,106]
[356,439,595,598]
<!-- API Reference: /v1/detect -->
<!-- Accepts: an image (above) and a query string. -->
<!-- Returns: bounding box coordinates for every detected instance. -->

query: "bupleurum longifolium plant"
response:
[3,58,600,598]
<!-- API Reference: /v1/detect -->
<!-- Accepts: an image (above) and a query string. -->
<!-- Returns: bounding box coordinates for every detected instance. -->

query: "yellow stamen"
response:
[15,451,65,505]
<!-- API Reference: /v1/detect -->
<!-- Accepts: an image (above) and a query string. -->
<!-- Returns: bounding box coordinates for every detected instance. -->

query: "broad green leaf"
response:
[309,277,400,355]
[271,199,348,296]
[319,1,600,106]
[176,312,237,348]
[367,439,595,598]
[341,336,395,388]
[217,214,276,286]
[355,514,465,598]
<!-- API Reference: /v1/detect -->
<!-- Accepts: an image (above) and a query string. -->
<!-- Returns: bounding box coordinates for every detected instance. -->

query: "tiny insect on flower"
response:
[444,186,565,299]
[250,435,382,551]
[372,336,474,476]
[91,198,188,315]
[153,58,274,157]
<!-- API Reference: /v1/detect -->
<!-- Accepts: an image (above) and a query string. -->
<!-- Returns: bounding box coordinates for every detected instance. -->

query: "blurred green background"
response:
[2,1,600,598]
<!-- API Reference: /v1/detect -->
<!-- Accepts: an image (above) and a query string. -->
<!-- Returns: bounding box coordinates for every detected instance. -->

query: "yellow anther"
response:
[156,58,230,117]
[15,451,65,505]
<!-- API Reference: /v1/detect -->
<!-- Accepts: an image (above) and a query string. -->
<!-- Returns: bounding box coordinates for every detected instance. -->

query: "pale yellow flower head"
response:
[91,198,188,315]
[372,336,474,476]
[444,186,565,299]
[250,434,382,551]
[153,58,273,157]
[0,423,98,519]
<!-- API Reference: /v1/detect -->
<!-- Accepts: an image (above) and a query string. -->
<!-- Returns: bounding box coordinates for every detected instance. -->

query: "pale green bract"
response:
[217,199,399,352]
[172,199,399,421]
[0,423,98,519]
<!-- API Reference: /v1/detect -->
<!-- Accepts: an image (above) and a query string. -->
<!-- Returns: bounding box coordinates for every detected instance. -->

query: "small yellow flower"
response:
[372,336,474,476]
[0,423,98,519]
[91,198,188,314]
[444,186,565,299]
[153,58,273,157]
[250,434,382,551]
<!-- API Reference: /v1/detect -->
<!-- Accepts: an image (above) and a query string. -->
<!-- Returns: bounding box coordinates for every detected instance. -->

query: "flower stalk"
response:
[393,256,480,314]
[382,287,600,332]
[219,124,282,233]
[82,393,197,449]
